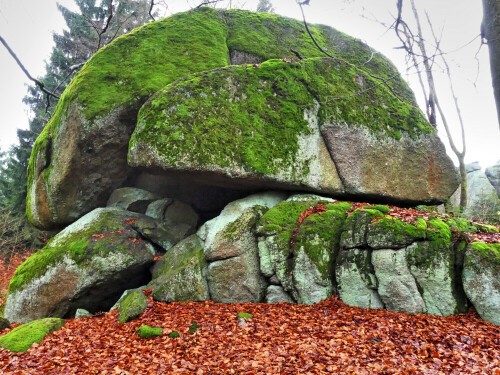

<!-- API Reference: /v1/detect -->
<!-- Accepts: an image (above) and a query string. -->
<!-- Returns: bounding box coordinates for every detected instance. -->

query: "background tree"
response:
[482,0,500,130]
[256,0,274,13]
[0,0,157,251]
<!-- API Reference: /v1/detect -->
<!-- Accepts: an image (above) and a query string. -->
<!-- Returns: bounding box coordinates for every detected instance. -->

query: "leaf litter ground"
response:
[0,296,499,374]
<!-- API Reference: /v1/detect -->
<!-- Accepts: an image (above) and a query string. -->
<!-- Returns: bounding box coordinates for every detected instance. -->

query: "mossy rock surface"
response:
[27,7,437,231]
[4,208,155,323]
[117,289,148,323]
[0,318,65,353]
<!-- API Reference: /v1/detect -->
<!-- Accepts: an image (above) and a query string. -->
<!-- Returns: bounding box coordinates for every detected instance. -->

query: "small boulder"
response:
[148,235,209,303]
[0,317,11,331]
[74,309,93,319]
[0,318,65,352]
[107,187,160,213]
[486,161,500,199]
[4,208,155,323]
[266,285,294,303]
[117,289,148,323]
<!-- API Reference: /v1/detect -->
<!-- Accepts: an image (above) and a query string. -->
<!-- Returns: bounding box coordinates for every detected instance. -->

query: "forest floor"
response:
[0,254,499,374]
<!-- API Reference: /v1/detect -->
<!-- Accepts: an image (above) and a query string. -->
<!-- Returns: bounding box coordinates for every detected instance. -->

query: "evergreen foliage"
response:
[0,0,155,250]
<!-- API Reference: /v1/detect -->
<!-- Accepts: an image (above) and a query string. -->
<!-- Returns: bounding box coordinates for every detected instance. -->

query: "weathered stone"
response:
[206,206,268,303]
[116,288,148,323]
[462,242,500,325]
[110,286,146,311]
[486,161,500,199]
[336,249,384,309]
[4,208,155,323]
[0,318,65,352]
[148,235,209,303]
[266,285,294,303]
[107,187,160,213]
[371,248,425,314]
[405,219,468,316]
[145,198,173,219]
[321,123,459,204]
[74,309,93,319]
[340,207,386,249]
[366,216,426,249]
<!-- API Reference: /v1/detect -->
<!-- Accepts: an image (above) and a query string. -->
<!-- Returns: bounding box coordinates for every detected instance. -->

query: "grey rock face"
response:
[266,285,294,304]
[462,242,500,325]
[336,249,384,309]
[107,187,160,213]
[371,249,425,314]
[321,123,459,204]
[148,235,209,303]
[4,208,155,323]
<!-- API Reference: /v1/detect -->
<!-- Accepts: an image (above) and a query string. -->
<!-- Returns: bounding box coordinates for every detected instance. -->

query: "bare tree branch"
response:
[149,0,156,21]
[97,0,114,50]
[196,0,224,9]
[0,35,60,115]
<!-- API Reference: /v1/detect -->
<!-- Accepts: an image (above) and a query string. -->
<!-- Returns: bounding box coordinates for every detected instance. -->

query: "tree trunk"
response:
[458,157,468,213]
[482,0,500,129]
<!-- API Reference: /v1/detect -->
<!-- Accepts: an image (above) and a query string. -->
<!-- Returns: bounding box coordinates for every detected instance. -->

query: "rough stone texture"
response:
[366,216,426,249]
[117,288,148,323]
[107,187,160,213]
[340,208,386,249]
[321,124,459,204]
[198,192,287,250]
[462,242,500,325]
[336,249,384,309]
[145,198,174,219]
[206,206,268,303]
[4,208,155,323]
[0,318,65,353]
[406,242,468,316]
[266,285,294,303]
[486,160,500,199]
[74,309,93,319]
[148,235,209,303]
[371,249,425,314]
[132,200,198,251]
[28,7,416,230]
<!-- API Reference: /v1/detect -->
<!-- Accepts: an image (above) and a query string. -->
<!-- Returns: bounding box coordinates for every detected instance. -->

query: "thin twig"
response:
[290,48,303,60]
[0,35,60,115]
[195,0,223,8]
[149,0,156,21]
[97,0,114,50]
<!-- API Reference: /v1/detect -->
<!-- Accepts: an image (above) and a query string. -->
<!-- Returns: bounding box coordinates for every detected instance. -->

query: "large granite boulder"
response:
[26,8,457,231]
[4,208,156,323]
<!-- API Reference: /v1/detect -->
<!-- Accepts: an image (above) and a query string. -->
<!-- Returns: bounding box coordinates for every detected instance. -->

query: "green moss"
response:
[130,58,432,178]
[136,325,163,339]
[294,205,348,280]
[446,217,477,233]
[257,199,328,254]
[367,216,426,248]
[189,321,201,334]
[0,318,65,353]
[469,242,500,264]
[340,207,386,248]
[222,206,267,241]
[237,312,253,319]
[474,223,499,234]
[8,211,143,295]
[168,331,180,338]
[371,205,391,214]
[117,289,148,323]
[406,218,452,270]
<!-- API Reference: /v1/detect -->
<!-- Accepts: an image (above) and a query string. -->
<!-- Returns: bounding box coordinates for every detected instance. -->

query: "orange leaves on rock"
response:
[122,218,137,225]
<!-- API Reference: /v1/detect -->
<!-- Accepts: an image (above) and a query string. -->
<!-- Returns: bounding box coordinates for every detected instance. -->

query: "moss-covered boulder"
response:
[4,208,155,323]
[148,235,209,302]
[0,318,64,352]
[27,7,456,231]
[117,288,148,323]
[486,161,500,199]
[256,196,349,304]
[462,242,500,325]
[340,207,386,249]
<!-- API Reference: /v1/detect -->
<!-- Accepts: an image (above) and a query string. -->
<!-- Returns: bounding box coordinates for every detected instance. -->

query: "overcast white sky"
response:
[0,0,499,167]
